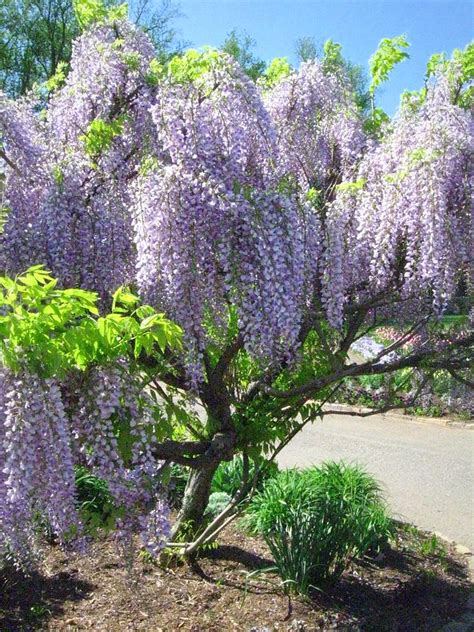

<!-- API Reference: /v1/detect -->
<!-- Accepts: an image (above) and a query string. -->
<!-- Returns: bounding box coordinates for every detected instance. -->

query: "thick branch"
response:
[0,149,20,174]
[262,333,474,400]
[153,431,236,468]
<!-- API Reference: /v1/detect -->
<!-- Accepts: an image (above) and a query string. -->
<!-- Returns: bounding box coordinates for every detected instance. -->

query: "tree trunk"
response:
[171,461,220,540]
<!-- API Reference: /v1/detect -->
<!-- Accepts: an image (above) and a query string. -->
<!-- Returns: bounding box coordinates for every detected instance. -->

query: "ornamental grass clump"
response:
[244,462,394,595]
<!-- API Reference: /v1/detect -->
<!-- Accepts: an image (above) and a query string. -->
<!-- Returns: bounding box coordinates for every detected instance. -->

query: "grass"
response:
[244,462,394,595]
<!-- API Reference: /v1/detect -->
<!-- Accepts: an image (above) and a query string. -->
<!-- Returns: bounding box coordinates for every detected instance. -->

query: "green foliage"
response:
[430,42,473,109]
[45,60,68,92]
[399,523,449,566]
[335,178,367,194]
[167,48,223,84]
[369,35,410,97]
[400,43,473,112]
[233,329,334,457]
[260,57,292,89]
[74,466,118,533]
[0,0,78,96]
[165,456,279,511]
[0,266,182,377]
[400,87,427,112]
[244,463,394,594]
[221,29,266,81]
[322,39,344,72]
[80,116,127,157]
[145,58,166,86]
[73,0,127,30]
[211,455,279,497]
[165,463,190,507]
[205,492,232,519]
[363,106,390,137]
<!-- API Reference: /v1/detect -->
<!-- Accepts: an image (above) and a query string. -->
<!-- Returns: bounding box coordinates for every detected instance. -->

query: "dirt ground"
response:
[0,523,471,631]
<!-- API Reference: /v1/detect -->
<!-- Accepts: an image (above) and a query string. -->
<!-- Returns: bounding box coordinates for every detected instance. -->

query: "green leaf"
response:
[261,57,292,88]
[369,35,410,96]
[80,116,127,157]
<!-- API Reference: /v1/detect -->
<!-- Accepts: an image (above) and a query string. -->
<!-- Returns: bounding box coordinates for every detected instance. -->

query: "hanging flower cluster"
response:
[132,52,308,379]
[0,19,157,297]
[321,73,473,326]
[0,370,81,564]
[264,59,366,192]
[0,364,170,567]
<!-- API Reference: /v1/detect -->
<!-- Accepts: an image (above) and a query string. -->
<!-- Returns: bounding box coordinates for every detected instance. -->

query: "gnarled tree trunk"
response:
[171,460,220,540]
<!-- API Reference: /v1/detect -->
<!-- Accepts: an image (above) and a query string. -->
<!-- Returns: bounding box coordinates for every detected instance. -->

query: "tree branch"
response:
[262,333,474,400]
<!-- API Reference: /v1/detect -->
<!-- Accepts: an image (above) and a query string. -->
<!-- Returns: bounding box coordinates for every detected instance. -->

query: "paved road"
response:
[277,414,474,550]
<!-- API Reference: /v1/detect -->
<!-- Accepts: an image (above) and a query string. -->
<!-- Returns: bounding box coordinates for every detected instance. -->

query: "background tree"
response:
[221,29,266,80]
[0,6,472,563]
[0,0,184,96]
[295,35,320,62]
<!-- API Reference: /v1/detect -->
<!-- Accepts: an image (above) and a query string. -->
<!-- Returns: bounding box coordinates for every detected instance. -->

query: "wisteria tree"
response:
[0,3,472,565]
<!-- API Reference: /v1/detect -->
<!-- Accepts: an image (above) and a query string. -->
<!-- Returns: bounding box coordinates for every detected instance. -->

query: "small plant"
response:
[419,534,447,558]
[28,603,52,623]
[244,462,394,595]
[166,463,190,508]
[205,492,232,520]
[74,466,117,533]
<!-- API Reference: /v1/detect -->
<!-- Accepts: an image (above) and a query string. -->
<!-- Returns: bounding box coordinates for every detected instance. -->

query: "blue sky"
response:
[175,0,473,114]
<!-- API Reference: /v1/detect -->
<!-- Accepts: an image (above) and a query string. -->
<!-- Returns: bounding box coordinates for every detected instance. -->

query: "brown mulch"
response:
[0,524,471,632]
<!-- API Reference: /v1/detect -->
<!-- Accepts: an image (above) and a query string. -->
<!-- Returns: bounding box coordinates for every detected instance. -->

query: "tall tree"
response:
[0,0,184,96]
[221,29,266,80]
[0,8,472,564]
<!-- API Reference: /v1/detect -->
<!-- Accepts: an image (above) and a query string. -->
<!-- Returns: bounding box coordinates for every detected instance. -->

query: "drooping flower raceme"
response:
[320,73,473,326]
[132,53,308,379]
[0,364,170,567]
[0,20,157,297]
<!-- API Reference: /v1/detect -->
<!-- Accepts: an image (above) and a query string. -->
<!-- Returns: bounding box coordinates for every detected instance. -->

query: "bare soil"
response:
[0,524,471,631]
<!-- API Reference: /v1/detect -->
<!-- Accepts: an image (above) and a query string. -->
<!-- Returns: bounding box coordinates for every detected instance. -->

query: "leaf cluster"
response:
[73,0,127,30]
[0,266,182,377]
[369,35,410,97]
[80,116,127,157]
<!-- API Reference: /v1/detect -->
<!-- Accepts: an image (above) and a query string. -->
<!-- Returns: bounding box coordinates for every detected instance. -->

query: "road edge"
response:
[322,402,473,429]
[434,532,474,632]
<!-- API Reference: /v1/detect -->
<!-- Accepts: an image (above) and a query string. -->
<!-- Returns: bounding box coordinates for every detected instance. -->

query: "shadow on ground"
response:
[0,564,94,631]
[194,542,471,631]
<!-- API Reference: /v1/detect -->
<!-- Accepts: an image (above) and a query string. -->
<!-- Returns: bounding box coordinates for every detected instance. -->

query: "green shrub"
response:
[205,492,232,520]
[74,466,116,533]
[244,462,394,594]
[211,455,279,496]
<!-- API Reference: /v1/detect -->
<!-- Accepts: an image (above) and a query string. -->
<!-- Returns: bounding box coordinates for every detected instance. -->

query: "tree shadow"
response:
[203,543,274,570]
[326,570,471,631]
[188,544,278,595]
[0,564,95,631]
[192,541,470,630]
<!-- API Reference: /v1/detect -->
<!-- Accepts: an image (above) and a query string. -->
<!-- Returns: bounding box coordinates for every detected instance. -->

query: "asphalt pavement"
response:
[277,413,474,550]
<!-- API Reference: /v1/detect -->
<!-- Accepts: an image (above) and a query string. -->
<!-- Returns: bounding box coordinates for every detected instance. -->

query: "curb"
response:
[322,403,474,429]
[434,533,474,632]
